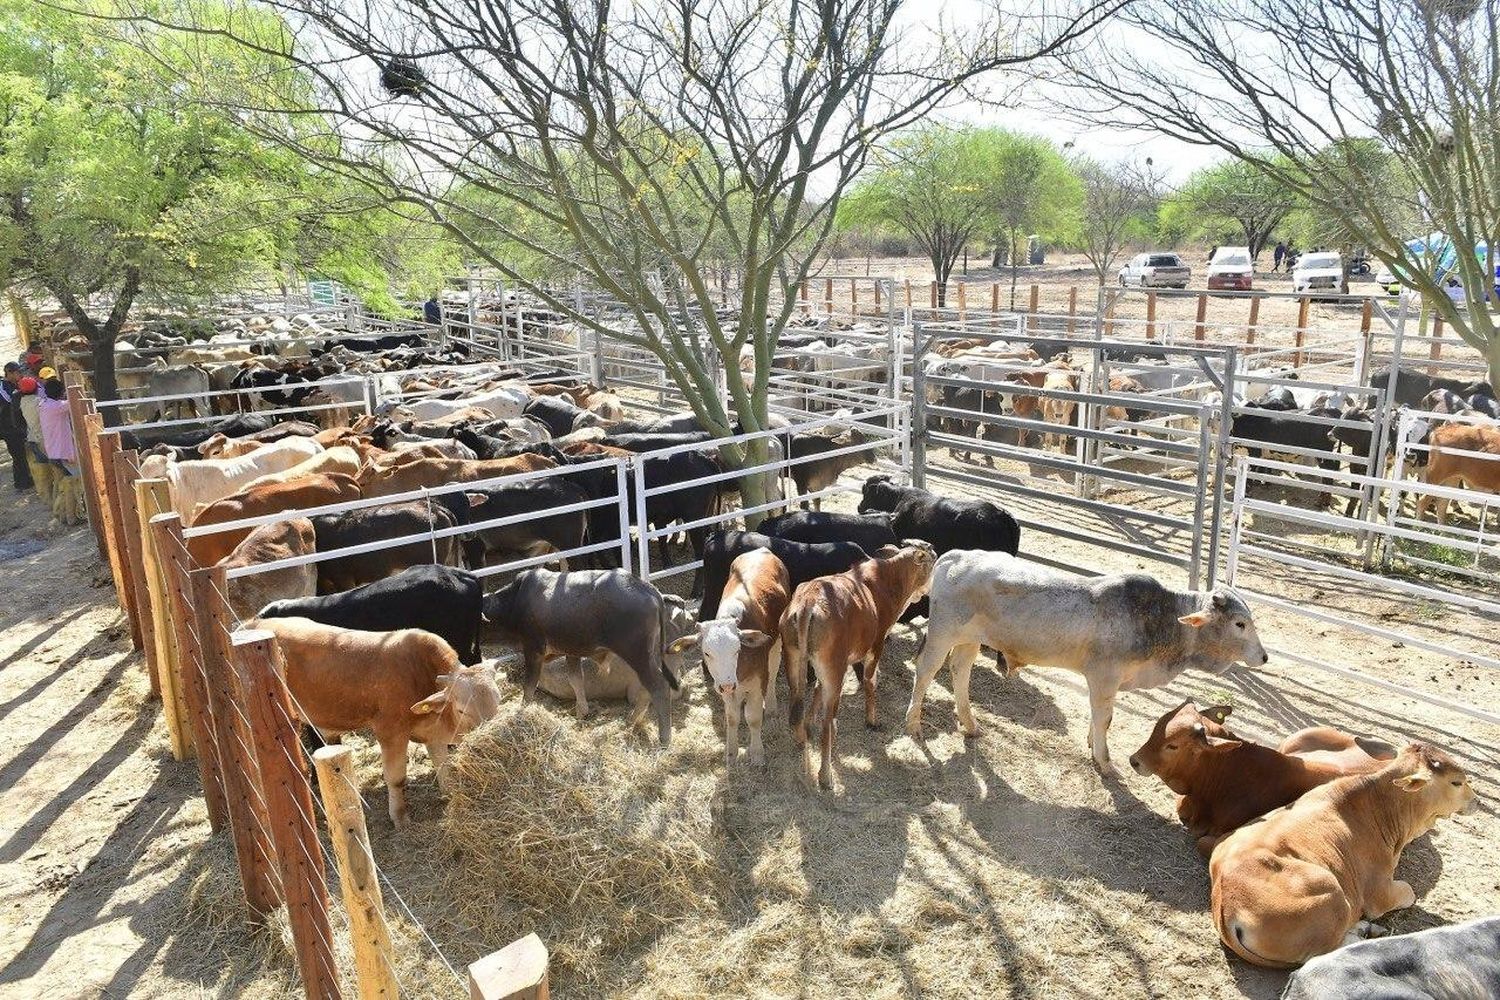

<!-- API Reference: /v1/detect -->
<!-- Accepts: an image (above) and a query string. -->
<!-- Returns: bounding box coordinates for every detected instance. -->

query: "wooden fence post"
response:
[1360,297,1373,336]
[798,280,808,315]
[113,454,160,694]
[990,282,999,313]
[234,630,342,1000]
[94,428,140,642]
[152,514,229,832]
[1430,313,1444,372]
[1246,295,1261,347]
[1294,295,1311,366]
[1067,287,1077,334]
[137,478,193,761]
[872,281,881,309]
[929,281,938,309]
[192,567,280,918]
[957,282,966,320]
[1193,293,1209,341]
[469,934,550,1000]
[823,278,833,315]
[1145,291,1158,341]
[64,382,106,558]
[904,279,912,310]
[1028,284,1040,314]
[314,746,399,1000]
[849,280,857,316]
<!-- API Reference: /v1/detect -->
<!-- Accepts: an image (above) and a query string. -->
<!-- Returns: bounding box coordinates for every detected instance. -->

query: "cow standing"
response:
[781,542,937,790]
[907,551,1268,775]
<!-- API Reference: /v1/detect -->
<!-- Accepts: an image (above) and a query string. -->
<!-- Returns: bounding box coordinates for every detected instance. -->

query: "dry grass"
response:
[439,703,727,986]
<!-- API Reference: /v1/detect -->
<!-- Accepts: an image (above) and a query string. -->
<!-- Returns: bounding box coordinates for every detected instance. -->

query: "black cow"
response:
[118,411,283,451]
[1369,365,1492,408]
[1247,387,1298,411]
[1281,917,1500,1000]
[465,480,590,568]
[232,367,317,409]
[1229,407,1342,473]
[451,426,565,463]
[1470,391,1500,419]
[638,451,721,569]
[757,510,899,554]
[310,501,464,594]
[523,394,597,437]
[257,564,484,664]
[857,474,1020,556]
[697,530,869,616]
[598,430,713,453]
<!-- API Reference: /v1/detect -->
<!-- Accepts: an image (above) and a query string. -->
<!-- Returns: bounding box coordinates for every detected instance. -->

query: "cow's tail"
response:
[658,598,680,691]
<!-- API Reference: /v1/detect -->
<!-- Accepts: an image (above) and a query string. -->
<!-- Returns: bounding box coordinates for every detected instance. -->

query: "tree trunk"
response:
[91,337,120,425]
[1009,232,1020,311]
[991,243,1003,268]
[1486,338,1500,392]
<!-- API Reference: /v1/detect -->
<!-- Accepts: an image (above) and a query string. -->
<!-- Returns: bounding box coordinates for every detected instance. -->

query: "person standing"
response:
[37,378,81,525]
[423,296,443,325]
[1273,241,1287,272]
[17,375,56,509]
[0,362,34,493]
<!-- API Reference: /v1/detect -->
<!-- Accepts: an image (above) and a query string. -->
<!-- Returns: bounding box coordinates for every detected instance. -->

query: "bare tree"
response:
[1064,0,1500,381]
[120,0,1119,489]
[1074,157,1162,284]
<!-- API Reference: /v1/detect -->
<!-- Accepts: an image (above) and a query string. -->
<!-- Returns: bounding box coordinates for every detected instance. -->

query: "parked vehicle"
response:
[1375,264,1402,295]
[1117,252,1191,289]
[1292,251,1349,296]
[1206,247,1253,292]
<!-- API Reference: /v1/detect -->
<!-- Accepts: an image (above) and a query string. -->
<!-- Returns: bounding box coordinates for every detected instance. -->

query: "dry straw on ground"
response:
[440,702,727,983]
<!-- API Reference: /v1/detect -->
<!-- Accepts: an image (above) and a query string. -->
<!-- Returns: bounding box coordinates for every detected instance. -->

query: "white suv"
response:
[1118,252,1191,289]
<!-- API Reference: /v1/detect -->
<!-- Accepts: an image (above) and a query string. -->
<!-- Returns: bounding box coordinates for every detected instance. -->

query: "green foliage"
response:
[1157,159,1296,258]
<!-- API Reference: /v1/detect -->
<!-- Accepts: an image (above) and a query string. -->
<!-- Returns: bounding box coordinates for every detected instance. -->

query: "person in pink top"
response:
[36,378,81,525]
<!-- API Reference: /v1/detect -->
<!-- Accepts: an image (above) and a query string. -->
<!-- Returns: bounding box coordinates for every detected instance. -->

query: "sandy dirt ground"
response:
[2,302,1497,999]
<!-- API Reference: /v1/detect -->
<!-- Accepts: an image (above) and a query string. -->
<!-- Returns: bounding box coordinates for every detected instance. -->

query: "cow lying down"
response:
[907,551,1269,775]
[1130,701,1396,856]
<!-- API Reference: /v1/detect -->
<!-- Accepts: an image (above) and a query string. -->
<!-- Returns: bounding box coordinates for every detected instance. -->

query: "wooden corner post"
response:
[112,452,156,675]
[314,746,399,1000]
[233,630,341,1000]
[469,934,550,1000]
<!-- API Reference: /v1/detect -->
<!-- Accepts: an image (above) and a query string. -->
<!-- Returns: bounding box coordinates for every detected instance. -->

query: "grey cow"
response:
[482,568,682,746]
[536,594,695,719]
[907,550,1268,774]
[1281,917,1500,999]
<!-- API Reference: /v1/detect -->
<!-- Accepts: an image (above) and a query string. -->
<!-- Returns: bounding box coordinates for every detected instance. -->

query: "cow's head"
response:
[857,473,900,514]
[1129,700,1239,788]
[1388,743,1478,823]
[1179,586,1268,671]
[667,615,772,699]
[411,665,503,740]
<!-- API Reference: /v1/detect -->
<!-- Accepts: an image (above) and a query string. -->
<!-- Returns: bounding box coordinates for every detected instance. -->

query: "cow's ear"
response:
[411,690,450,715]
[1393,772,1431,791]
[465,492,486,508]
[666,635,699,654]
[1178,611,1212,628]
[1202,705,1233,723]
[739,629,773,648]
[1204,733,1242,750]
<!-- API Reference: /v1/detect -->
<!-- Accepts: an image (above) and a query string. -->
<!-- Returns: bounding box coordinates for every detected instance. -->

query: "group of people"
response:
[0,348,82,526]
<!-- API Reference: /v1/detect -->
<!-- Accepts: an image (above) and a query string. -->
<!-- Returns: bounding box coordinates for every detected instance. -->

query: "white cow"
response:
[140,437,324,523]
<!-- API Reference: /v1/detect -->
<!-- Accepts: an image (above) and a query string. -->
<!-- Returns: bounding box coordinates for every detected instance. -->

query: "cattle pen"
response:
[34,280,1500,1000]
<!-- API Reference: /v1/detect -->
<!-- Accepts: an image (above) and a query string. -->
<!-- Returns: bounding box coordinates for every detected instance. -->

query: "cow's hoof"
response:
[904,721,923,739]
[866,719,883,730]
[961,725,980,739]
[818,772,834,791]
[1095,760,1119,779]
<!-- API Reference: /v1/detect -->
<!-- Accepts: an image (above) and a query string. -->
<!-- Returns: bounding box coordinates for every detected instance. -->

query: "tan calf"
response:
[1211,743,1477,968]
[1416,422,1500,524]
[1041,365,1080,452]
[251,617,502,827]
[781,542,936,790]
[240,445,362,491]
[220,518,318,622]
[669,549,792,767]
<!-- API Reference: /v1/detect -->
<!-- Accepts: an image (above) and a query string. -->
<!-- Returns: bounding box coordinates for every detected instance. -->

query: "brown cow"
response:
[781,541,937,789]
[1041,364,1080,452]
[668,549,792,767]
[249,617,502,827]
[1416,421,1500,524]
[1211,743,1477,968]
[1130,701,1396,856]
[355,454,557,497]
[187,473,361,567]
[241,445,362,491]
[220,518,317,622]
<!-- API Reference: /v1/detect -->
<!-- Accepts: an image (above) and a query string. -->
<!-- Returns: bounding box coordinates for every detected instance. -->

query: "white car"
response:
[1118,252,1191,289]
[1292,252,1349,296]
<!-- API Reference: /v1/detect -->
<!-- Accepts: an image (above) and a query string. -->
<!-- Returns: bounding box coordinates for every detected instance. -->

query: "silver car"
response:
[1118,252,1191,289]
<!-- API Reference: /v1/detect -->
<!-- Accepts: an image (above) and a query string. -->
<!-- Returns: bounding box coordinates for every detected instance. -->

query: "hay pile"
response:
[441,703,726,981]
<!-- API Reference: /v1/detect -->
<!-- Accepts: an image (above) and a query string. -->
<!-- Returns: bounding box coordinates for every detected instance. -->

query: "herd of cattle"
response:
[68,315,1491,984]
[924,335,1500,522]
